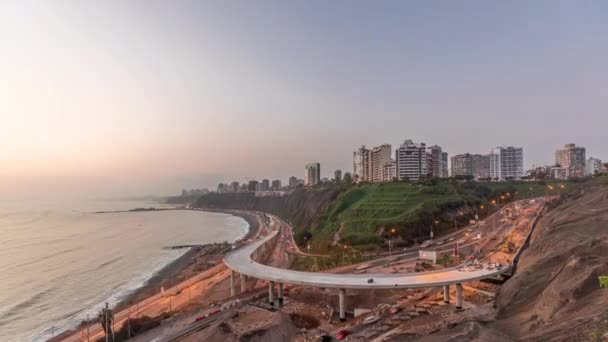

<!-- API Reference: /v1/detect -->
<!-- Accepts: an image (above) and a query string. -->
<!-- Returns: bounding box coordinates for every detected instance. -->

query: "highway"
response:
[224,227,510,289]
[224,199,544,290]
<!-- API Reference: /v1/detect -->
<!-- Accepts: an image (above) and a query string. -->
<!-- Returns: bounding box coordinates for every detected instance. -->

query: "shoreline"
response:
[112,208,259,312]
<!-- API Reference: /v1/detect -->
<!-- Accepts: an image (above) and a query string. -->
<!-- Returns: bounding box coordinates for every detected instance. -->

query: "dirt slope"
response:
[493,184,608,340]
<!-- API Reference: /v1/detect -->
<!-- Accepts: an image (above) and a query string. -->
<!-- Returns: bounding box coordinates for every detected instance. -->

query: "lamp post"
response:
[389,227,396,256]
[342,244,348,263]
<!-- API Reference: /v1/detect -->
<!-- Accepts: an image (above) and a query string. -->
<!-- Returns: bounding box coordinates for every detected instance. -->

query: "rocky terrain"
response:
[425,181,608,341]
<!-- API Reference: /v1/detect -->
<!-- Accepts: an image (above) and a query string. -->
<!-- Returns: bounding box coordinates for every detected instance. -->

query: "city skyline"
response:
[2,1,608,198]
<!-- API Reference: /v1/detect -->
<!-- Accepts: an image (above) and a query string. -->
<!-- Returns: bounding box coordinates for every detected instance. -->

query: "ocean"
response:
[0,198,249,341]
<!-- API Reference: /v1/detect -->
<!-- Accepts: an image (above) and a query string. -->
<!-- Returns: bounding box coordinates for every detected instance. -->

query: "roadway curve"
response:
[223,226,510,290]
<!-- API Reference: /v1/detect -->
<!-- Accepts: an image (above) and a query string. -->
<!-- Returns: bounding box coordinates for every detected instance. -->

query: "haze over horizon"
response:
[2,1,607,198]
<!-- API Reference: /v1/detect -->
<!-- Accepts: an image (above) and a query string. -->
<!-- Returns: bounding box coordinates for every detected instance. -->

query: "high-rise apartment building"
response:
[426,145,449,178]
[586,157,602,176]
[230,181,240,192]
[395,140,427,181]
[353,144,392,183]
[472,154,491,179]
[382,160,396,182]
[490,146,524,180]
[353,146,372,183]
[260,179,270,191]
[247,180,259,192]
[371,144,392,182]
[334,169,342,182]
[305,163,321,186]
[271,179,282,190]
[451,153,473,177]
[556,143,586,178]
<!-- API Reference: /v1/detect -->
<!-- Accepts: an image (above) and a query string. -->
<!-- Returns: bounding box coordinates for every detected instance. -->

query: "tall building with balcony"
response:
[247,180,259,192]
[353,146,372,183]
[271,179,282,190]
[451,153,473,177]
[382,160,397,182]
[472,154,491,179]
[556,143,586,178]
[586,157,602,176]
[261,179,270,191]
[490,146,524,180]
[427,145,449,178]
[305,163,321,186]
[371,144,392,182]
[334,169,342,182]
[395,140,427,181]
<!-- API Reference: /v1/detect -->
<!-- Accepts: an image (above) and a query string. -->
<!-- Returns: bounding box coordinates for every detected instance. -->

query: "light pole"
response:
[431,220,439,240]
[389,227,396,256]
[491,199,497,235]
[342,244,348,263]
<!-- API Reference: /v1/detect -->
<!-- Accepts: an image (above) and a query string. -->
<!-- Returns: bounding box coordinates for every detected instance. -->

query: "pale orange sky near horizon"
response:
[2,1,607,198]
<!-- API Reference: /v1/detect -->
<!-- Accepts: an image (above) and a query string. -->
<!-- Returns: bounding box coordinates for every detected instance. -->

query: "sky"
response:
[1,1,607,198]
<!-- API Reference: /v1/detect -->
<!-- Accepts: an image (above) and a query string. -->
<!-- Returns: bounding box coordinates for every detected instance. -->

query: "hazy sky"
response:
[1,1,607,198]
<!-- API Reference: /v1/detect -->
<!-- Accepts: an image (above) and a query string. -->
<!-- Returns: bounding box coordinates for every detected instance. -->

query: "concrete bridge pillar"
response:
[278,283,284,305]
[240,274,247,293]
[230,271,236,297]
[268,281,275,306]
[339,289,346,322]
[456,283,463,310]
[443,285,450,303]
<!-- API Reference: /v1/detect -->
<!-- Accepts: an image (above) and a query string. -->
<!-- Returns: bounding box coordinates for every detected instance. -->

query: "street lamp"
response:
[389,227,396,256]
[430,220,439,239]
[342,244,348,263]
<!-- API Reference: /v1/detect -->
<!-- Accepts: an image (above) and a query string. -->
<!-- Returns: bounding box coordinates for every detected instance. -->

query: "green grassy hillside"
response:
[305,180,552,252]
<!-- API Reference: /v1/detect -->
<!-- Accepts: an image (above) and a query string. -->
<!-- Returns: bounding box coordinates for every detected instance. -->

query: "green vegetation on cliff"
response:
[174,179,563,254]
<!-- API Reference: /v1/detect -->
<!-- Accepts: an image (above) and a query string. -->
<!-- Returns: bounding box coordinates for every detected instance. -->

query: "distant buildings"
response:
[334,169,342,182]
[271,179,282,190]
[395,140,427,181]
[472,154,491,179]
[586,157,602,176]
[490,146,524,180]
[426,145,449,178]
[353,146,372,183]
[371,144,392,182]
[555,143,586,178]
[230,181,240,192]
[305,163,321,186]
[260,179,270,191]
[289,176,304,188]
[353,144,392,183]
[382,160,397,182]
[247,180,259,192]
[450,147,522,181]
[451,153,473,177]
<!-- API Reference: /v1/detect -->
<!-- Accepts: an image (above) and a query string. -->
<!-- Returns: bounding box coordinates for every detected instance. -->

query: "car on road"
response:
[367,278,374,283]
[336,330,350,340]
[363,315,380,325]
[420,240,432,248]
[436,240,446,245]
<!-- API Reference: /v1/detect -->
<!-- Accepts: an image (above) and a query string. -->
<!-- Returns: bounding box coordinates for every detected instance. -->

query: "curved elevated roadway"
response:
[224,225,512,319]
[224,228,509,289]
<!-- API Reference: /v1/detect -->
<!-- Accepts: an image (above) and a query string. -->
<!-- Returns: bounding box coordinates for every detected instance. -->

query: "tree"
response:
[97,303,114,340]
[343,172,353,184]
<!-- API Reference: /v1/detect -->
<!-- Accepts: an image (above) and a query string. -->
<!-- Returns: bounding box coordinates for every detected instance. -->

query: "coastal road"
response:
[59,265,232,342]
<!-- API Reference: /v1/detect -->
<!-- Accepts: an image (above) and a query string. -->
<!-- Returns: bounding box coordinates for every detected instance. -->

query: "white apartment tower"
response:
[305,163,321,186]
[371,144,392,182]
[353,146,372,183]
[395,140,427,181]
[490,146,524,180]
[586,157,602,176]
